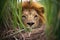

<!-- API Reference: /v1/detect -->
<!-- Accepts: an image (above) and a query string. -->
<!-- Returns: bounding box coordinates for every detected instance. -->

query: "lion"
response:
[17,1,46,40]
[21,1,45,29]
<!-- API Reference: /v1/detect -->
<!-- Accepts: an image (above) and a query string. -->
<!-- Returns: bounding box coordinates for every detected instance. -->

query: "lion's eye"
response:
[22,15,26,19]
[34,15,38,18]
[34,15,38,19]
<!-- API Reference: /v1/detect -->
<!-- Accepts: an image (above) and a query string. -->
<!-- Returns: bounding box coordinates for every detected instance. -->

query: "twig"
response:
[2,29,24,39]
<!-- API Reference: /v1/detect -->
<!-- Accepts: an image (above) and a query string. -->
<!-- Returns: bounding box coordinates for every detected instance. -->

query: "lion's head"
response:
[19,1,45,29]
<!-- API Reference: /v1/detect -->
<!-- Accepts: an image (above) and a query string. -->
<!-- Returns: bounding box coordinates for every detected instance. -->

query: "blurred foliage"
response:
[0,0,7,27]
[38,0,60,40]
[0,0,30,32]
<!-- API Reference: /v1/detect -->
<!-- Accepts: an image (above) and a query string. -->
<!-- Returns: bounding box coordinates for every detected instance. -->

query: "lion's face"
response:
[21,1,45,29]
[22,9,40,28]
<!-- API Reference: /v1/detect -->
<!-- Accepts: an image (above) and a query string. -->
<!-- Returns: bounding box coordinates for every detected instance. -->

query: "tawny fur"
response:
[21,1,45,24]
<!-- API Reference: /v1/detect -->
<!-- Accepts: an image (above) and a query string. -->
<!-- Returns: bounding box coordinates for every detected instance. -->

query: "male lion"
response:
[22,1,45,29]
[17,1,46,40]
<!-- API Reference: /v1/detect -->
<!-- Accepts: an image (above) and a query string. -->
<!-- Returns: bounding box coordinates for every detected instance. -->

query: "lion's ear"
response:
[39,7,44,14]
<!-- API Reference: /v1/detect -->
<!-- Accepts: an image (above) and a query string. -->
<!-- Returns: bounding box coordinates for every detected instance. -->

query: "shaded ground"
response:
[0,24,46,40]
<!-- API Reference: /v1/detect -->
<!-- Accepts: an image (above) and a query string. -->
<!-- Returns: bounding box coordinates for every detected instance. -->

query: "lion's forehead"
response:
[23,9,38,15]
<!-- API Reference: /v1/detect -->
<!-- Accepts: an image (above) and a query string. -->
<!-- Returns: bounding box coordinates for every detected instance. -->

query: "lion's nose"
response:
[27,22,34,26]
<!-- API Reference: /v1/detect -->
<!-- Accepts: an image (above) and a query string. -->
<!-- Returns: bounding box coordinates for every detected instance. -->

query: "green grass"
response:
[0,0,31,32]
[38,0,60,40]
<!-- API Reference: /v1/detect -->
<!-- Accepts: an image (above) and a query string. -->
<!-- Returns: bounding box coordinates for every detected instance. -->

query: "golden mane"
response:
[18,1,45,24]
